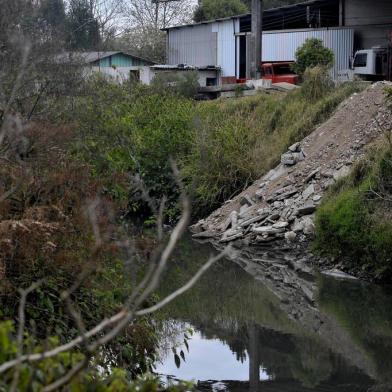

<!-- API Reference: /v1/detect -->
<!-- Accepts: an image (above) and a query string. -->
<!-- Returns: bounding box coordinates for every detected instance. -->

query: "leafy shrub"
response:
[0,321,191,391]
[76,76,194,221]
[292,38,335,76]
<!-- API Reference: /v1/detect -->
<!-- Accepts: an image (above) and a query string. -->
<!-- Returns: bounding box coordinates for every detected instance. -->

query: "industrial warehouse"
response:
[164,0,392,84]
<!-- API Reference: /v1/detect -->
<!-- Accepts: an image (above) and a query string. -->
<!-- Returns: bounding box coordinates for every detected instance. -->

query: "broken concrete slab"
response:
[302,184,315,200]
[321,269,358,280]
[192,230,217,239]
[272,221,289,229]
[239,194,254,207]
[304,168,320,183]
[240,213,269,228]
[288,142,301,152]
[298,201,316,216]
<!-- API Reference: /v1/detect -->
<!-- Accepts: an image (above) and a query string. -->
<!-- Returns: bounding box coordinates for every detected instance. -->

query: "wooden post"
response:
[250,0,263,79]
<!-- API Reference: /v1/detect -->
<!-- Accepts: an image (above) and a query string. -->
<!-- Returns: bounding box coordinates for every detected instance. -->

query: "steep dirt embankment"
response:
[191,82,391,253]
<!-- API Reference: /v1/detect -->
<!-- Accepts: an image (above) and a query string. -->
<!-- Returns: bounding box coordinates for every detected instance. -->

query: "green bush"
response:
[292,38,335,76]
[314,147,392,281]
[76,76,194,222]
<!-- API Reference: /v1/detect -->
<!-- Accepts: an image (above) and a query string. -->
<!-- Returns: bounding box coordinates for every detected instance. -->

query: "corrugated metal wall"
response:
[167,24,217,68]
[213,20,237,76]
[262,28,354,79]
[168,23,354,80]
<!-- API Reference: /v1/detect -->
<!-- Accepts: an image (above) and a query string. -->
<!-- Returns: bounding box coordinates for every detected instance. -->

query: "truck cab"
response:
[353,47,388,80]
[261,62,299,85]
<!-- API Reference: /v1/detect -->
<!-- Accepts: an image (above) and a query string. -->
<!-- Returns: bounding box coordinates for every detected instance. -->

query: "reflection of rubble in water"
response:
[209,242,378,381]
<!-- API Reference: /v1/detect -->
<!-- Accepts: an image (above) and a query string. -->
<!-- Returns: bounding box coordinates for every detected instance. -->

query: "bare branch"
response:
[42,358,88,392]
[10,280,44,392]
[136,248,230,317]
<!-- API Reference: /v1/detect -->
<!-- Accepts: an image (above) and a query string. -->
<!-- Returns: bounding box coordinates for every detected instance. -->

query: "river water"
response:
[154,236,392,392]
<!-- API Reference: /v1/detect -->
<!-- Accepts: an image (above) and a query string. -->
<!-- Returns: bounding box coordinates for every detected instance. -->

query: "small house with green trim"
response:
[56,51,155,83]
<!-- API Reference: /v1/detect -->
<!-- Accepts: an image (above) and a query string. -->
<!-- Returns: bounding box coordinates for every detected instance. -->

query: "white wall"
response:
[212,19,237,77]
[84,66,151,84]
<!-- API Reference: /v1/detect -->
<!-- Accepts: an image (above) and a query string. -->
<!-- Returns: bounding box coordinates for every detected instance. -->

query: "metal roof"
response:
[163,0,333,31]
[151,64,221,71]
[54,51,155,65]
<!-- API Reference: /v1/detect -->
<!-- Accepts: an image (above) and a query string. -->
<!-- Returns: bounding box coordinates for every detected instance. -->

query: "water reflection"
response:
[155,236,392,392]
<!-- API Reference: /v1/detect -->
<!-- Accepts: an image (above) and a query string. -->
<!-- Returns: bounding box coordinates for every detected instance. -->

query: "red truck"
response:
[261,62,299,85]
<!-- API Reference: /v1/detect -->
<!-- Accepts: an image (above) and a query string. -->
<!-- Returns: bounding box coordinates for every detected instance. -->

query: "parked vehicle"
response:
[352,47,389,80]
[261,62,299,85]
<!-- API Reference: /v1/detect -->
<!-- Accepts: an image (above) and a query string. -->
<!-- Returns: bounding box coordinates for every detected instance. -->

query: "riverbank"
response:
[191,82,392,282]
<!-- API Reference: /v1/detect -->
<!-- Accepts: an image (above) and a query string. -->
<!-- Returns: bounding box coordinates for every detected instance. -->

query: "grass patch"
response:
[314,147,392,281]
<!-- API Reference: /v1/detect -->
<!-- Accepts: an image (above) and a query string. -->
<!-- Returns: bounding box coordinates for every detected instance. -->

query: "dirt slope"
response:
[191,82,392,249]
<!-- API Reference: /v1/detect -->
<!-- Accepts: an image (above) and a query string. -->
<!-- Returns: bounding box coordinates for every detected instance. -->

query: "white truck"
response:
[338,47,389,82]
[353,47,389,80]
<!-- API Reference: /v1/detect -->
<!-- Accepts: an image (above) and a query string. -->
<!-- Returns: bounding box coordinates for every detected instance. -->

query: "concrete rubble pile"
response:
[190,82,392,251]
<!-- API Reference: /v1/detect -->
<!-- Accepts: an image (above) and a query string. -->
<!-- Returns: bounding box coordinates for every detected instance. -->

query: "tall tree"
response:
[38,0,67,41]
[66,0,101,50]
[193,0,248,22]
[194,0,306,22]
[119,0,194,62]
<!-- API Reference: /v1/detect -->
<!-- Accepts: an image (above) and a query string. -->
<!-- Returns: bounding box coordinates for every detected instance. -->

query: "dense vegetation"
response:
[0,123,173,389]
[315,143,392,281]
[76,76,363,221]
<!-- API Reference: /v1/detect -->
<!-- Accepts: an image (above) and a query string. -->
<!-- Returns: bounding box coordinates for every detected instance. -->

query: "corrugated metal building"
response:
[164,0,392,81]
[263,28,354,79]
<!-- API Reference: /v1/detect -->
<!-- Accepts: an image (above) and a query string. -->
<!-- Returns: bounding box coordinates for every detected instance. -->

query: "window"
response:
[206,77,217,86]
[354,53,367,68]
[274,65,295,75]
[130,70,140,82]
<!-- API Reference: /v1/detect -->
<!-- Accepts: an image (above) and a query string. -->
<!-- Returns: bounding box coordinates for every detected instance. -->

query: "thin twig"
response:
[42,358,88,392]
[10,280,44,392]
[136,249,229,316]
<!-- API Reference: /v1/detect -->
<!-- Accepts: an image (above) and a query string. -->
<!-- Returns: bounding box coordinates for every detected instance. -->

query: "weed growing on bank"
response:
[185,81,364,216]
[314,146,392,281]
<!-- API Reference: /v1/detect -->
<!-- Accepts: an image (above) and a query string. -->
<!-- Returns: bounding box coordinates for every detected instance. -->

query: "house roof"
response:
[55,51,156,65]
[163,0,332,30]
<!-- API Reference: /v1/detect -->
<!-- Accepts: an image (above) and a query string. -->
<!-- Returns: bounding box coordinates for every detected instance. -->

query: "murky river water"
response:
[154,236,392,392]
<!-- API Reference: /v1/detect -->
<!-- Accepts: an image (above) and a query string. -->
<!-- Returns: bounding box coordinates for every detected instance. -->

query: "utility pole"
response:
[250,0,263,79]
